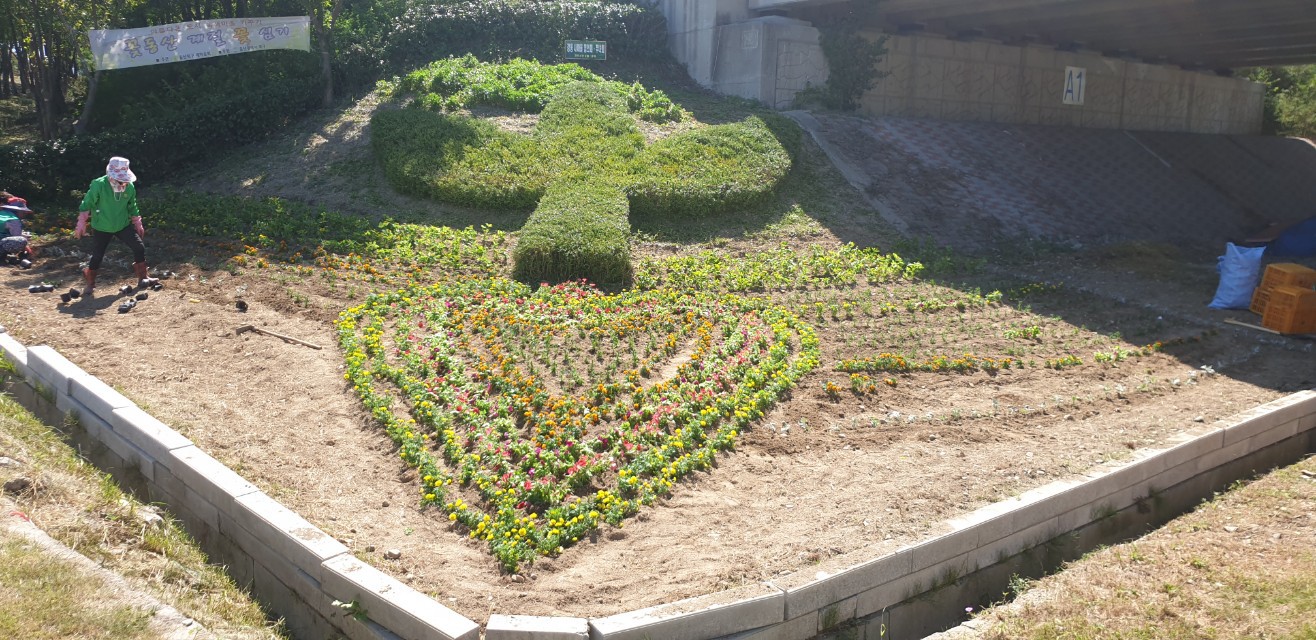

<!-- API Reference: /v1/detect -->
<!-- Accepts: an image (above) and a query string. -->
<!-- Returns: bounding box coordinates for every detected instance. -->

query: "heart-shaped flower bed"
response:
[337,279,818,570]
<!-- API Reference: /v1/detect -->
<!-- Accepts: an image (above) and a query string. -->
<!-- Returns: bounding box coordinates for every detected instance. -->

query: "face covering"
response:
[111,180,127,193]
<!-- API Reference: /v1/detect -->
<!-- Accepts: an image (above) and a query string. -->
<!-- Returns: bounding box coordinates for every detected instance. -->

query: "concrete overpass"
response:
[772,0,1316,70]
[654,0,1313,133]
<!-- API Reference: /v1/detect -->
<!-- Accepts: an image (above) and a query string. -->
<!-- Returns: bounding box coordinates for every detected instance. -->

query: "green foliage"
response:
[144,189,507,277]
[512,180,633,288]
[372,109,547,209]
[395,55,685,123]
[627,114,798,217]
[634,242,921,292]
[1247,65,1316,138]
[399,55,600,113]
[0,52,322,198]
[373,58,797,283]
[795,6,888,111]
[386,1,669,70]
[374,60,795,223]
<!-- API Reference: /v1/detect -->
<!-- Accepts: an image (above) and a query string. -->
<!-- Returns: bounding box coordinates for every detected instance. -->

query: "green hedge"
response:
[512,179,632,288]
[0,52,322,199]
[372,81,646,211]
[373,69,797,221]
[400,55,600,112]
[627,114,799,218]
[372,108,549,209]
[387,1,669,70]
[373,64,800,285]
[396,55,684,123]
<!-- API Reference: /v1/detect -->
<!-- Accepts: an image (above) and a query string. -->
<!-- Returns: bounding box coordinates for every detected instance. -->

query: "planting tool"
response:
[235,324,322,350]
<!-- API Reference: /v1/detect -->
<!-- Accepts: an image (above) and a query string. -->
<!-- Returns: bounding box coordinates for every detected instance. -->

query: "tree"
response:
[1247,65,1316,139]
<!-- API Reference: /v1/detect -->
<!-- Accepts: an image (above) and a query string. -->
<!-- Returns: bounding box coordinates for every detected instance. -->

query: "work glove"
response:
[131,216,145,238]
[74,212,89,239]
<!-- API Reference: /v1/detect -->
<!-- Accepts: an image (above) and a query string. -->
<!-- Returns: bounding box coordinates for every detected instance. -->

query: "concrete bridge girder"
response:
[762,0,1316,68]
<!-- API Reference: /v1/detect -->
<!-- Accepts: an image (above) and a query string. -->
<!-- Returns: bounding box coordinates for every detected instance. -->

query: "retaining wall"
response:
[1,330,1311,640]
[861,33,1264,135]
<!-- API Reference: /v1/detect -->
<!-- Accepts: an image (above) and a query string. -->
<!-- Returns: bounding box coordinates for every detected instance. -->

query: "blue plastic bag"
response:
[1208,242,1265,309]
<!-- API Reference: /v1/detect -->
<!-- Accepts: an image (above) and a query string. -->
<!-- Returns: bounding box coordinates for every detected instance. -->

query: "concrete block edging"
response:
[2,336,1313,640]
[2,338,479,640]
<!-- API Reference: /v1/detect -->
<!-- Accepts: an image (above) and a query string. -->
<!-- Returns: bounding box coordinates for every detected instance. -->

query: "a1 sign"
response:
[1062,66,1086,105]
[566,40,607,61]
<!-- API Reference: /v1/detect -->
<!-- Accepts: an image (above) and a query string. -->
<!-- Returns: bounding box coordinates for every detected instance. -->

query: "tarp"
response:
[88,16,310,71]
[1267,216,1316,258]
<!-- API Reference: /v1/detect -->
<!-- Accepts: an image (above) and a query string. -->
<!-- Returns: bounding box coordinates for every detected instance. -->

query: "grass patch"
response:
[0,393,284,639]
[976,460,1316,640]
[0,535,154,640]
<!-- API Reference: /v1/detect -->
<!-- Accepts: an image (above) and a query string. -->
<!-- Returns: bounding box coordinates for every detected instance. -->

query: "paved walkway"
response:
[788,111,1316,256]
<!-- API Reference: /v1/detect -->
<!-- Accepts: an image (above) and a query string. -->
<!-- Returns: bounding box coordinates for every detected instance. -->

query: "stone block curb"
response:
[56,391,153,480]
[25,345,86,396]
[487,614,589,640]
[164,445,259,513]
[321,554,479,640]
[777,549,910,620]
[231,491,350,584]
[589,583,783,640]
[69,375,134,426]
[109,406,194,466]
[1222,391,1316,447]
[720,611,818,640]
[0,331,29,377]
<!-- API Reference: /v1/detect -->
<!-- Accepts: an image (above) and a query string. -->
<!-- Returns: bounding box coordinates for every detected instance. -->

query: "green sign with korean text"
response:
[565,40,607,61]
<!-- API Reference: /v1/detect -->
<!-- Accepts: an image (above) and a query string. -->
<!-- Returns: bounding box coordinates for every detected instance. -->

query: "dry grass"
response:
[0,389,286,639]
[0,533,155,639]
[973,456,1316,639]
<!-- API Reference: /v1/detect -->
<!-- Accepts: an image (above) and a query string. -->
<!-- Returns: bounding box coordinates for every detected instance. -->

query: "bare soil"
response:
[1,93,1313,624]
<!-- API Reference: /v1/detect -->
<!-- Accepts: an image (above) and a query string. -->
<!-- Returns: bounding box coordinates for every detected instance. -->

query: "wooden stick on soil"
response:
[234,324,323,350]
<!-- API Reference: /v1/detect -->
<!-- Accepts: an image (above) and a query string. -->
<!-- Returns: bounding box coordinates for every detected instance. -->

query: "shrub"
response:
[372,108,549,209]
[399,55,599,112]
[0,51,322,199]
[373,61,800,283]
[627,114,799,218]
[394,55,685,123]
[512,179,632,288]
[387,1,669,70]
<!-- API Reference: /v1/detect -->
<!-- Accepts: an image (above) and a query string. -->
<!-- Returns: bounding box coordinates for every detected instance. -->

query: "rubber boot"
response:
[82,268,97,296]
[133,261,159,288]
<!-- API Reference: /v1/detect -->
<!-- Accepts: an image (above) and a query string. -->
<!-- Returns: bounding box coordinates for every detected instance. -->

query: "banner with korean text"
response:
[88,16,310,71]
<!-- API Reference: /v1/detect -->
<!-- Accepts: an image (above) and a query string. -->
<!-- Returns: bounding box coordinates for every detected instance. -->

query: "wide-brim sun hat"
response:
[106,156,137,183]
[0,198,32,213]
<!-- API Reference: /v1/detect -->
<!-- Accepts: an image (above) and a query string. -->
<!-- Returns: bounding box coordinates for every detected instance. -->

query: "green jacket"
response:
[79,176,140,233]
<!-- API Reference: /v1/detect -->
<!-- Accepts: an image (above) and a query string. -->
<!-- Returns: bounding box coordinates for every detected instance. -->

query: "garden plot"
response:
[0,232,1301,622]
[0,65,1307,622]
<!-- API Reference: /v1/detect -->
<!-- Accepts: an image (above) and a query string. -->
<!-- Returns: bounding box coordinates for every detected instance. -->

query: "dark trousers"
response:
[88,227,145,270]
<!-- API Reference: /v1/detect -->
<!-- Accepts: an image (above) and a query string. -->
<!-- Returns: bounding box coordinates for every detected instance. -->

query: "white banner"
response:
[88,16,310,71]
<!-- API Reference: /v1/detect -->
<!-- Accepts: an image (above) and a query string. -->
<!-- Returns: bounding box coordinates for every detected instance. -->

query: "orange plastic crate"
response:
[1261,285,1316,334]
[1250,286,1271,315]
[1258,263,1316,291]
[1252,264,1316,315]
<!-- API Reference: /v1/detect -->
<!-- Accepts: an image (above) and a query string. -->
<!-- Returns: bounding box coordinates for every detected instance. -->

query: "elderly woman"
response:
[75,157,158,294]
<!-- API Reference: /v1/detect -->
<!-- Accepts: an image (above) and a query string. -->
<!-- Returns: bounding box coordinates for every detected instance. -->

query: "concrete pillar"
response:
[712,16,829,108]
[658,0,828,109]
[657,0,751,86]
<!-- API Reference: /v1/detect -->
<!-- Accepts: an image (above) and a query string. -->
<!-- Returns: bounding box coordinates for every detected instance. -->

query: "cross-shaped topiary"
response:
[371,57,798,288]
